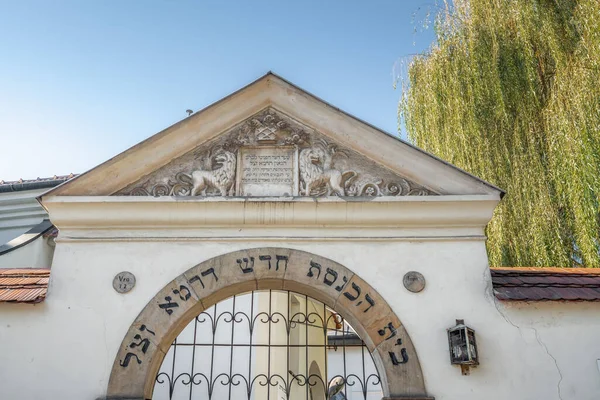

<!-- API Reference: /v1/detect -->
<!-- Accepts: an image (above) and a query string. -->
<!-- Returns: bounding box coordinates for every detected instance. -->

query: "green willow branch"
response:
[400,0,600,267]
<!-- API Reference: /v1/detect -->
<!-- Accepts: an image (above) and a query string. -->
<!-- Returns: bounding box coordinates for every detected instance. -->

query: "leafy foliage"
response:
[400,0,600,267]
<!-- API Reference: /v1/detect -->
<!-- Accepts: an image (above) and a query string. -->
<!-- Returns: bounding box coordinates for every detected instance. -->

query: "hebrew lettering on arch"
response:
[378,322,398,341]
[343,282,361,301]
[119,324,156,368]
[237,257,255,273]
[307,261,322,279]
[389,349,409,365]
[259,255,272,269]
[119,352,141,368]
[130,334,150,354]
[389,339,409,365]
[201,267,218,281]
[189,275,205,288]
[323,268,338,286]
[188,267,219,289]
[158,296,179,315]
[335,276,348,292]
[362,293,375,312]
[276,255,289,271]
[140,324,155,335]
[172,285,191,301]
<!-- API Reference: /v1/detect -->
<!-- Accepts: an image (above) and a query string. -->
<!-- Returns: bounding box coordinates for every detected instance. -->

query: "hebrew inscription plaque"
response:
[237,146,298,196]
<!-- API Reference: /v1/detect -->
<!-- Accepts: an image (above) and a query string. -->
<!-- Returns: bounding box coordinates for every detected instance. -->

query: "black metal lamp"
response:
[447,319,479,375]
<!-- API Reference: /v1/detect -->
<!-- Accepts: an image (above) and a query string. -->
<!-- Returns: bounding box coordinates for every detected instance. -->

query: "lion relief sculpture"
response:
[299,148,356,196]
[172,150,237,196]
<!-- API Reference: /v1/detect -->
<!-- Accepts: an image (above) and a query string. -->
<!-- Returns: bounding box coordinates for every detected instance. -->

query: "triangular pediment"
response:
[115,107,435,197]
[41,73,503,200]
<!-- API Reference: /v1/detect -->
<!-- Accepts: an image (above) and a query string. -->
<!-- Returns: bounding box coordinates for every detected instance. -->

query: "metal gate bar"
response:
[154,290,381,400]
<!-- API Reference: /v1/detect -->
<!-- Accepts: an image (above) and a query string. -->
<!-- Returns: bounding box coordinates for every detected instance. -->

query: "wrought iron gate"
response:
[153,290,382,400]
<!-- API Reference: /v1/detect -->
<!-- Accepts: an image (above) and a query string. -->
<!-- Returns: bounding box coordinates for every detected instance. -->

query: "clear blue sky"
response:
[0,0,435,181]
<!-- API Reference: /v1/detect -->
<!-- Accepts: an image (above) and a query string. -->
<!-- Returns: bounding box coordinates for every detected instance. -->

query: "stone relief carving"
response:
[299,140,355,196]
[179,149,236,196]
[130,148,236,196]
[221,108,310,151]
[116,108,437,197]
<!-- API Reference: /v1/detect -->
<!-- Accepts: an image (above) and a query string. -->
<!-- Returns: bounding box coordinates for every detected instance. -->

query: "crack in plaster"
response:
[483,265,564,400]
[533,327,564,400]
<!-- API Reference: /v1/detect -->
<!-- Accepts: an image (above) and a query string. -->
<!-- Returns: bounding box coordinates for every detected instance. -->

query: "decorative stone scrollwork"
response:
[297,139,432,197]
[117,107,437,197]
[345,178,431,197]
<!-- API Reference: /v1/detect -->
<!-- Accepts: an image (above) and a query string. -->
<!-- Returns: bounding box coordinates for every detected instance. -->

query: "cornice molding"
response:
[42,195,499,237]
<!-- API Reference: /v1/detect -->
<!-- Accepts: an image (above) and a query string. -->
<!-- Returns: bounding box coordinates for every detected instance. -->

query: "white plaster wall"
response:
[0,237,599,400]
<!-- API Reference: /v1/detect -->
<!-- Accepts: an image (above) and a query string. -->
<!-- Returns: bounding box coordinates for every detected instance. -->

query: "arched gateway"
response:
[107,248,429,400]
[3,72,599,400]
[31,73,501,400]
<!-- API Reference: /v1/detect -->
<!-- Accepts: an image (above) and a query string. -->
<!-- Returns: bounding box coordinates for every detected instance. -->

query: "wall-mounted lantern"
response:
[447,319,479,375]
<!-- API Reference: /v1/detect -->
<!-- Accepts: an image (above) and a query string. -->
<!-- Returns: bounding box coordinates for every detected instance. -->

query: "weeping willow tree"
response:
[400,0,600,267]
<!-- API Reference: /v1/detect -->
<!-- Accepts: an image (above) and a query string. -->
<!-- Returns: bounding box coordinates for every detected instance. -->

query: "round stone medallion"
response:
[113,271,136,294]
[403,271,426,293]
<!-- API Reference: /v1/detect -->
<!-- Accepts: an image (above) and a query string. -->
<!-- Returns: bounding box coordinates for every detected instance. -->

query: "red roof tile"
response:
[0,269,50,303]
[491,267,600,301]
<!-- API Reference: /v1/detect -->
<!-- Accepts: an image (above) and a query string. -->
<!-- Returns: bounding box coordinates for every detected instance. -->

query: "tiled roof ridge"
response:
[491,267,600,301]
[0,268,50,304]
[0,268,50,272]
[0,268,50,275]
[491,267,600,275]
[0,174,76,185]
[497,284,600,288]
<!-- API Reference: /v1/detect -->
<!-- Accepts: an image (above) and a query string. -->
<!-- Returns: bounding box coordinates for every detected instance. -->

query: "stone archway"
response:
[107,248,432,400]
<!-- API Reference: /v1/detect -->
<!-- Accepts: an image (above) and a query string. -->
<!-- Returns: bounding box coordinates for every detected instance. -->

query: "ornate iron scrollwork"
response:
[153,290,382,399]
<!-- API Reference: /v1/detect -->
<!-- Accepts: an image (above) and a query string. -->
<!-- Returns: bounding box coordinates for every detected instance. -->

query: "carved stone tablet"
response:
[113,271,136,293]
[403,271,426,293]
[236,146,298,196]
